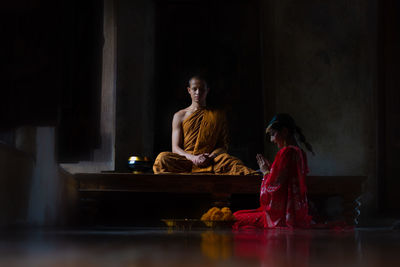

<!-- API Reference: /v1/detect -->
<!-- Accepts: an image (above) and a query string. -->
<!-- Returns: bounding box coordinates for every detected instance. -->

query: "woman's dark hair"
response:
[266,113,315,155]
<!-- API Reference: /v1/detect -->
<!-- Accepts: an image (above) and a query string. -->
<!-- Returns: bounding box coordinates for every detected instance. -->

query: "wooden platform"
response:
[76,173,261,194]
[72,173,367,224]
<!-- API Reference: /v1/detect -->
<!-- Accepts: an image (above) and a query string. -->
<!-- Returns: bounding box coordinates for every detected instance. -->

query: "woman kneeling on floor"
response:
[233,113,315,229]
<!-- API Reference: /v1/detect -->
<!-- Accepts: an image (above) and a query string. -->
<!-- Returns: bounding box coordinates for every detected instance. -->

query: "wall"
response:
[0,142,33,226]
[61,0,116,174]
[152,0,264,168]
[27,127,61,225]
[261,0,378,214]
[0,127,63,227]
[115,0,155,171]
[115,0,265,170]
[113,0,380,215]
[381,0,400,214]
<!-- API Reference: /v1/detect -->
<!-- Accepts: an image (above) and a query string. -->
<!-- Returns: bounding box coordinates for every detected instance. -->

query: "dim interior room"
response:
[1,0,400,265]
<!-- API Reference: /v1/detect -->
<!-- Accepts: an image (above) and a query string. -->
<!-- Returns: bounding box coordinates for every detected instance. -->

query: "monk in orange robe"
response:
[153,76,258,175]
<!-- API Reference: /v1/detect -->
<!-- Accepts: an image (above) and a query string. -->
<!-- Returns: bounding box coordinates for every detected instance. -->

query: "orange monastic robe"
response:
[153,109,258,175]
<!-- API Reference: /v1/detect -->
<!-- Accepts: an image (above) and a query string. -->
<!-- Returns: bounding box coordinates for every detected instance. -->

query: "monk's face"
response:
[187,78,209,104]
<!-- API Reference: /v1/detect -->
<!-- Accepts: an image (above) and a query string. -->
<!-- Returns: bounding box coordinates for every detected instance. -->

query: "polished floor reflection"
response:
[0,227,399,266]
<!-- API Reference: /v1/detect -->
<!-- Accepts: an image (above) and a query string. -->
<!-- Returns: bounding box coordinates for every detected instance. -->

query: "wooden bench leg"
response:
[343,194,362,225]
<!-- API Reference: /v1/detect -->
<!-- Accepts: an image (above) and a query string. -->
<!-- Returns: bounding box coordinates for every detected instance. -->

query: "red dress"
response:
[233,146,312,229]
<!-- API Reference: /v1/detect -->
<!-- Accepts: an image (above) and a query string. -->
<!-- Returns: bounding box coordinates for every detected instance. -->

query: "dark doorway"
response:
[379,0,400,215]
[153,0,264,168]
[58,0,104,162]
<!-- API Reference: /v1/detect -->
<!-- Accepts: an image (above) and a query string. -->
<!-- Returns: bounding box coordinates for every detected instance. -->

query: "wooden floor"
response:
[0,227,399,266]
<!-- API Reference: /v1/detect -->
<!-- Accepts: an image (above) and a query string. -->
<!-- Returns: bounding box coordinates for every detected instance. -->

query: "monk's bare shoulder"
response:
[173,108,189,125]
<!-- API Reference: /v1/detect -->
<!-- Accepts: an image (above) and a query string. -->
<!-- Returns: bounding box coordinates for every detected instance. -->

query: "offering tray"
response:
[161,219,236,229]
[161,219,202,230]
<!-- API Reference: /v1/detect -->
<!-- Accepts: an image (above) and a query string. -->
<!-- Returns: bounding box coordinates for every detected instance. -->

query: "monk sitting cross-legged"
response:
[153,76,258,175]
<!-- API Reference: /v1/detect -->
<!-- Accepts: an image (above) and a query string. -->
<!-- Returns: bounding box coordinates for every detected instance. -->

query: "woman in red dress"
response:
[233,114,314,229]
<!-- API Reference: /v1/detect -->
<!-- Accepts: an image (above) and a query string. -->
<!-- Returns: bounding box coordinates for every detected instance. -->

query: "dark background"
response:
[1,0,400,217]
[1,0,103,162]
[153,0,264,168]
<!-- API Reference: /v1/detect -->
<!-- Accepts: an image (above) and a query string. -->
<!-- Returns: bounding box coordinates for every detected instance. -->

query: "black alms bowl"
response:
[128,156,153,173]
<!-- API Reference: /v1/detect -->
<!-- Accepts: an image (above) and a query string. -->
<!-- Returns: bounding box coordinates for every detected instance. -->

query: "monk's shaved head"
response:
[188,75,208,88]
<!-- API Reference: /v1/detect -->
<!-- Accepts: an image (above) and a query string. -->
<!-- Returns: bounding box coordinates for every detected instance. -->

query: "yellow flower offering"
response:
[201,207,235,221]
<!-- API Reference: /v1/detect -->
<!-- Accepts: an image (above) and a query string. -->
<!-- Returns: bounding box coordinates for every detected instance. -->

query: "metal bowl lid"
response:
[129,156,151,162]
